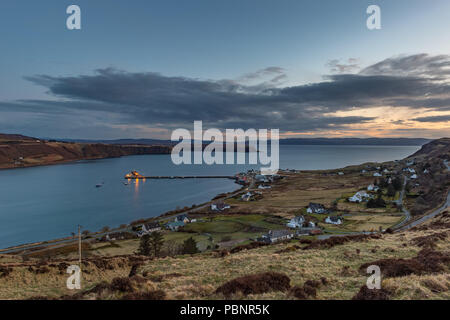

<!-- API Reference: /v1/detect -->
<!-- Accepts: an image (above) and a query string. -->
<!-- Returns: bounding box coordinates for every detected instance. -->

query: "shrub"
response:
[216,272,291,296]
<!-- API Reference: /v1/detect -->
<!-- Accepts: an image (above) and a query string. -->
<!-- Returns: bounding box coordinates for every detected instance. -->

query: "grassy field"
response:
[0,209,448,300]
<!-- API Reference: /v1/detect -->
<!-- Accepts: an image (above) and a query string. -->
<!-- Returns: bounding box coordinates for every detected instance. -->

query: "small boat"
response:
[123,182,130,186]
[96,182,104,188]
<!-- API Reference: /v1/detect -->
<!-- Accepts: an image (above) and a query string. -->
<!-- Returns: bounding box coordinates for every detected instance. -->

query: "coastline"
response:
[0,140,447,252]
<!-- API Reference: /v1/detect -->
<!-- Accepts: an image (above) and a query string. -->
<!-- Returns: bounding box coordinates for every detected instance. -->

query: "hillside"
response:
[0,134,172,169]
[0,209,448,300]
[0,137,448,300]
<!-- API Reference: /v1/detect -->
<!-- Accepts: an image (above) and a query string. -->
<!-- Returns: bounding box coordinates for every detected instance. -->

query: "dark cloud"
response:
[413,115,450,123]
[1,54,449,138]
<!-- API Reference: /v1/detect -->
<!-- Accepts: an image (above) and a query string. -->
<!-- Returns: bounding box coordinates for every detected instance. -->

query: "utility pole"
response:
[78,224,82,267]
[77,224,83,289]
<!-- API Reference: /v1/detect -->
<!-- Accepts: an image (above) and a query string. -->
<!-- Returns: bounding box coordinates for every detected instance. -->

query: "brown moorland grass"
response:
[1,211,448,300]
[215,272,291,297]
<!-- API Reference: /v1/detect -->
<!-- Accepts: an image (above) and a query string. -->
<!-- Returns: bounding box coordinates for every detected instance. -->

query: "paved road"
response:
[395,160,449,232]
[396,192,449,232]
[391,175,411,230]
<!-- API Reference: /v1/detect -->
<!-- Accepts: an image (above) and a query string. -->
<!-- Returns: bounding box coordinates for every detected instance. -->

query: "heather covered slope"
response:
[0,210,448,300]
[410,137,450,159]
[0,134,171,169]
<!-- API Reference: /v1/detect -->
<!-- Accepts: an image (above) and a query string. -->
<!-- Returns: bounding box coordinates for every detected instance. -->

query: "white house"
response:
[307,203,327,214]
[325,216,341,225]
[211,202,231,211]
[258,185,272,190]
[338,172,344,176]
[404,167,416,173]
[410,174,418,179]
[373,172,382,177]
[325,216,342,225]
[241,192,253,201]
[287,216,305,229]
[367,184,379,192]
[142,222,161,234]
[348,191,371,203]
[361,169,367,173]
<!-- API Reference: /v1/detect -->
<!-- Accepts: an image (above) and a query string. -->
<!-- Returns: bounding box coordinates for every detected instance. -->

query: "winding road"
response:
[394,160,449,232]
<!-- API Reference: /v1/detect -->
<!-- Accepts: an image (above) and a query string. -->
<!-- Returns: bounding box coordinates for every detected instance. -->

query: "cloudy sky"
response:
[0,0,449,139]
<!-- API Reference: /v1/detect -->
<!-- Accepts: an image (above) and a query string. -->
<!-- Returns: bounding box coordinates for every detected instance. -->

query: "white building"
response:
[211,202,231,211]
[349,191,371,203]
[287,216,305,229]
[241,192,253,201]
[325,216,342,225]
[373,172,382,177]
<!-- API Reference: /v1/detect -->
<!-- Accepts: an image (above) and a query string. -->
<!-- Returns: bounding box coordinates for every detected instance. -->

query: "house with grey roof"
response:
[259,229,294,243]
[307,203,327,214]
[166,221,185,231]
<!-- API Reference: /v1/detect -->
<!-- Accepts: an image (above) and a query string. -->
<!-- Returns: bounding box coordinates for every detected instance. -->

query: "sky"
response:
[0,0,449,139]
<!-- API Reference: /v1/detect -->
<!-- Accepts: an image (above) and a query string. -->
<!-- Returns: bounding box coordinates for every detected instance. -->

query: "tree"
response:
[137,234,151,256]
[182,237,199,254]
[148,232,164,257]
[387,184,396,197]
[392,177,403,191]
[137,232,164,257]
[367,195,386,208]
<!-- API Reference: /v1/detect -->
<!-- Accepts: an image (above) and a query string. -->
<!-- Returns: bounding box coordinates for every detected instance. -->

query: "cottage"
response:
[307,203,327,214]
[338,172,344,176]
[348,191,371,203]
[361,169,367,173]
[410,174,418,179]
[211,202,231,212]
[286,216,305,229]
[241,192,253,201]
[404,167,416,173]
[325,216,342,225]
[373,172,382,177]
[175,214,191,224]
[166,221,185,231]
[367,184,379,192]
[258,185,272,190]
[259,230,294,243]
[142,222,161,234]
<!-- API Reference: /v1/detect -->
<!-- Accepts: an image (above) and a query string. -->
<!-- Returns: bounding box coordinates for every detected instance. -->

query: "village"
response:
[89,153,436,255]
[0,138,448,301]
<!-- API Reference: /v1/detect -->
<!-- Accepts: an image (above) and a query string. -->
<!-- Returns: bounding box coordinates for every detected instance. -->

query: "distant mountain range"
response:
[57,137,432,146]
